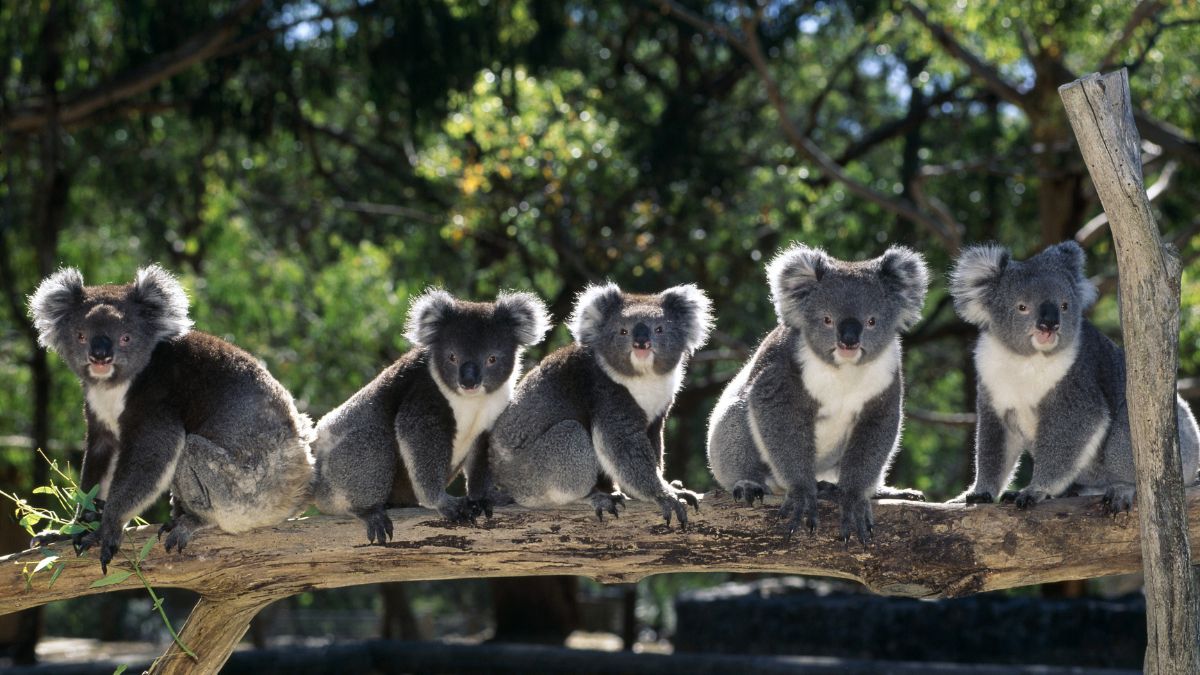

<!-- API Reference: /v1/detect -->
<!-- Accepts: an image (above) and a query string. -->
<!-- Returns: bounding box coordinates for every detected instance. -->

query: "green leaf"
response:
[60,522,86,535]
[33,555,58,575]
[137,537,156,564]
[32,486,55,495]
[48,564,65,588]
[89,570,133,588]
[18,513,41,531]
[113,664,128,675]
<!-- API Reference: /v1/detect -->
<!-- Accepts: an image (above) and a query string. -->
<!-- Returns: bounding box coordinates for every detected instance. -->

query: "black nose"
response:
[1036,301,1060,332]
[459,361,481,389]
[632,322,652,350]
[89,335,113,363]
[836,318,862,349]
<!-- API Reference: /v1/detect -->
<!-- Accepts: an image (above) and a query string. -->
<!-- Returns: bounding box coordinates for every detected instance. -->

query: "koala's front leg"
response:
[395,417,475,523]
[593,400,694,529]
[950,397,1021,504]
[834,382,904,546]
[1014,407,1111,510]
[462,435,494,520]
[76,414,185,573]
[747,380,818,541]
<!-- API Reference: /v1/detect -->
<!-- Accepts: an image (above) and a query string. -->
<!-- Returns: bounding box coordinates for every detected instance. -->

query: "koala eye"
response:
[1017,304,1028,313]
[487,355,497,365]
[823,316,833,326]
[448,353,457,363]
[619,328,628,336]
[867,317,876,328]
[655,326,663,334]
[1060,302,1068,311]
[77,332,86,344]
[119,334,131,345]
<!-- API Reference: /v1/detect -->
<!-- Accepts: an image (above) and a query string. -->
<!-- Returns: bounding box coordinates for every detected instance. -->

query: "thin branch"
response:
[1097,0,1167,73]
[902,1,1027,109]
[3,0,264,134]
[1134,110,1200,167]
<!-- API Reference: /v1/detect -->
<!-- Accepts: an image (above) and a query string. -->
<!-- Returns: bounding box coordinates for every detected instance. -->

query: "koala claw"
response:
[162,527,193,555]
[656,494,690,530]
[961,491,995,505]
[1012,489,1049,509]
[468,497,494,521]
[356,507,394,545]
[998,490,1019,504]
[1101,485,1135,515]
[589,491,626,522]
[436,496,478,524]
[780,490,818,542]
[732,480,766,506]
[74,528,121,575]
[838,498,874,548]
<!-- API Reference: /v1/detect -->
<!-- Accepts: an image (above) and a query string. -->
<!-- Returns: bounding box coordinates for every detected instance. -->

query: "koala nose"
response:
[836,318,862,349]
[459,361,481,390]
[1036,301,1060,332]
[632,322,652,350]
[88,335,114,364]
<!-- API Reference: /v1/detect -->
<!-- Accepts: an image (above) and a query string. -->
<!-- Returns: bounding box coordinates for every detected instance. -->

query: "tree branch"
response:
[1097,0,1167,73]
[3,0,264,134]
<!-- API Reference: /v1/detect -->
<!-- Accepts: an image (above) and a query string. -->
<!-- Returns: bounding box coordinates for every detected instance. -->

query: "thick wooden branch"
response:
[2,0,263,134]
[1060,68,1200,675]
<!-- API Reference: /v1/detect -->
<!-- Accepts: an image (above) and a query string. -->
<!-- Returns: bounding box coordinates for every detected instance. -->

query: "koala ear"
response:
[495,291,552,346]
[949,244,1010,326]
[659,284,714,353]
[1052,240,1098,309]
[767,243,830,329]
[132,264,193,341]
[405,288,456,347]
[877,246,930,331]
[569,282,623,345]
[29,267,85,350]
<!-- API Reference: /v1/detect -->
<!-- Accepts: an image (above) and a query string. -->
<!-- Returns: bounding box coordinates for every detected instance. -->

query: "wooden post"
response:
[1059,68,1200,674]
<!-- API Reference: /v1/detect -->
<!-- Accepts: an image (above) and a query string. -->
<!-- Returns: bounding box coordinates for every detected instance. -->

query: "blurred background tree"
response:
[1,0,1198,665]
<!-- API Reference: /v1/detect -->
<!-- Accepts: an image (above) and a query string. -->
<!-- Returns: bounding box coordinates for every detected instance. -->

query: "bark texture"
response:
[1060,68,1200,675]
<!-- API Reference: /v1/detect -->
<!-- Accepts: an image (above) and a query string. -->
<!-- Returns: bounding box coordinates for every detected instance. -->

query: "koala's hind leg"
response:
[159,511,212,554]
[588,475,626,521]
[311,425,397,544]
[494,420,600,508]
[707,404,771,506]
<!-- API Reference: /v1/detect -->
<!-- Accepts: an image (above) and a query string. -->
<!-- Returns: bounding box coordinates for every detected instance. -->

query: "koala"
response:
[312,289,550,544]
[707,244,930,545]
[489,283,713,528]
[28,265,315,572]
[949,240,1200,512]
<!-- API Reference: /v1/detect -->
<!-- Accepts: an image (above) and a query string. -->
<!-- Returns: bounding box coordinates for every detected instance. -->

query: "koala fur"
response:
[489,283,713,528]
[28,265,315,571]
[707,244,929,544]
[312,289,550,543]
[949,240,1200,511]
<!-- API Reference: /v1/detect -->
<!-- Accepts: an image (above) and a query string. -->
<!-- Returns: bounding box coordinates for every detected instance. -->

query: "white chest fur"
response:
[796,339,900,462]
[433,371,515,469]
[975,333,1078,442]
[86,381,131,441]
[598,355,684,423]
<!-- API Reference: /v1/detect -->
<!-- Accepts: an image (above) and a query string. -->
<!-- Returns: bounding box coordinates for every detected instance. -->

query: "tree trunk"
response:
[1059,68,1200,675]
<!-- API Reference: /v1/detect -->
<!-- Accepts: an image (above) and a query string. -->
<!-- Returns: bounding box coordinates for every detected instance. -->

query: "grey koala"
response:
[707,244,929,545]
[949,241,1200,512]
[28,265,315,572]
[489,283,712,528]
[312,289,550,544]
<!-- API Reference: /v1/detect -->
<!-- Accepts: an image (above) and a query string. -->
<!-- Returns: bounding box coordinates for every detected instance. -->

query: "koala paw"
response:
[468,497,494,521]
[779,488,818,542]
[436,495,478,524]
[74,526,122,575]
[732,480,766,506]
[1102,484,1135,515]
[589,491,626,521]
[355,506,394,545]
[838,495,874,548]
[874,486,926,502]
[816,480,840,501]
[655,492,693,530]
[1011,489,1049,510]
[998,490,1019,504]
[669,481,702,514]
[962,491,995,504]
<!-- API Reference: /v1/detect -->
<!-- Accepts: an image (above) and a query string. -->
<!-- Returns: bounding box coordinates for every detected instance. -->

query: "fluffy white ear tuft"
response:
[949,244,1009,327]
[28,267,86,350]
[568,282,623,345]
[659,283,714,353]
[766,243,830,329]
[495,291,552,346]
[133,264,193,341]
[877,246,930,331]
[404,288,456,347]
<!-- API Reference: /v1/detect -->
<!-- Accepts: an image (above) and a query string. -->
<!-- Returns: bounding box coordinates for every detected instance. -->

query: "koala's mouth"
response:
[457,384,485,396]
[832,346,863,364]
[631,347,653,360]
[87,362,115,379]
[1031,330,1059,351]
